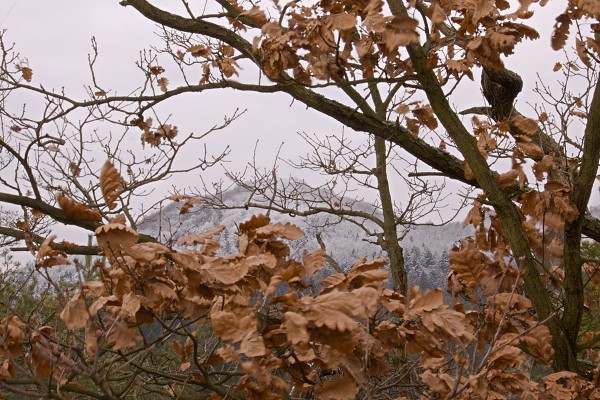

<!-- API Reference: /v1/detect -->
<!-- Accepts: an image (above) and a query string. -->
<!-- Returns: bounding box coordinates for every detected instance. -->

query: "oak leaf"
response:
[421,307,475,342]
[178,225,225,246]
[82,281,105,298]
[29,328,55,378]
[60,291,89,329]
[157,77,168,92]
[95,223,139,254]
[420,370,455,395]
[201,256,249,285]
[100,160,124,210]
[180,198,201,214]
[551,13,571,50]
[120,292,141,320]
[533,155,554,181]
[405,288,444,319]
[36,234,69,268]
[86,323,99,360]
[304,291,363,331]
[412,104,438,130]
[302,248,326,276]
[187,44,212,58]
[105,316,139,351]
[211,311,255,343]
[512,115,539,134]
[239,214,271,232]
[56,193,102,222]
[0,316,26,358]
[382,16,419,53]
[327,13,357,31]
[283,312,309,345]
[20,66,32,82]
[240,6,267,26]
[496,169,519,188]
[240,331,266,357]
[256,222,303,240]
[429,3,446,24]
[517,141,543,157]
[314,374,358,400]
[149,65,165,75]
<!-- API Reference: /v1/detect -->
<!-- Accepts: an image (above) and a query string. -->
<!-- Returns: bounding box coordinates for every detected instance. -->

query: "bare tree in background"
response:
[198,130,465,293]
[0,36,234,255]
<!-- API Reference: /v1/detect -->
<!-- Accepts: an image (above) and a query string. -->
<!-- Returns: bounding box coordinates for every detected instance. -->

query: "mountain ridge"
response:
[138,186,471,289]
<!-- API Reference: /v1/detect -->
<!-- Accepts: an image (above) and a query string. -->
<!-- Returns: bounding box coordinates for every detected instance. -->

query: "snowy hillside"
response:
[138,187,470,289]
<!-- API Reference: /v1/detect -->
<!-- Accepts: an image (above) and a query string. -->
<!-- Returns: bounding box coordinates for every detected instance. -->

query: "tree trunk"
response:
[374,135,407,295]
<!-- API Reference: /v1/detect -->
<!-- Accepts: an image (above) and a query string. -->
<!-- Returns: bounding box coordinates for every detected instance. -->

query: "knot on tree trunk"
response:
[481,67,523,121]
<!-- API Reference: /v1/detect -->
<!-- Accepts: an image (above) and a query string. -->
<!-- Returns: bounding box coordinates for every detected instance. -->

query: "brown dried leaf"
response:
[239,214,271,232]
[120,292,141,320]
[405,288,444,319]
[60,291,88,329]
[105,317,139,351]
[240,331,266,357]
[201,257,249,285]
[327,13,357,31]
[149,65,165,75]
[0,316,26,358]
[240,5,268,26]
[180,198,201,214]
[178,225,225,246]
[420,370,455,396]
[382,16,419,53]
[551,13,571,50]
[168,194,191,202]
[283,312,309,345]
[517,141,543,157]
[421,307,475,342]
[86,323,99,360]
[302,248,325,276]
[413,104,438,130]
[100,160,124,210]
[256,222,303,240]
[211,311,255,343]
[429,3,446,24]
[463,202,483,227]
[305,291,363,331]
[56,193,102,222]
[533,155,554,181]
[486,345,525,369]
[314,373,358,400]
[512,115,539,134]
[83,281,105,298]
[554,196,579,222]
[187,44,212,58]
[496,169,519,188]
[20,66,32,82]
[37,234,66,260]
[579,0,600,17]
[95,223,139,254]
[157,77,168,93]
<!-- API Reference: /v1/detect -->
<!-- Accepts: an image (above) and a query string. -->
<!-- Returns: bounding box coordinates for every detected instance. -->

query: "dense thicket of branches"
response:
[1,0,600,398]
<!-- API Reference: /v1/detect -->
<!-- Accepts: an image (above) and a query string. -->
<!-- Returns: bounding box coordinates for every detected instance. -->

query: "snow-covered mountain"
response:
[138,187,470,289]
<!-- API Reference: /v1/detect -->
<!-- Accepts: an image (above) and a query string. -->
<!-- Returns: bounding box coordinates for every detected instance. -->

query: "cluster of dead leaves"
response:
[249,0,421,82]
[133,116,179,147]
[5,203,600,398]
